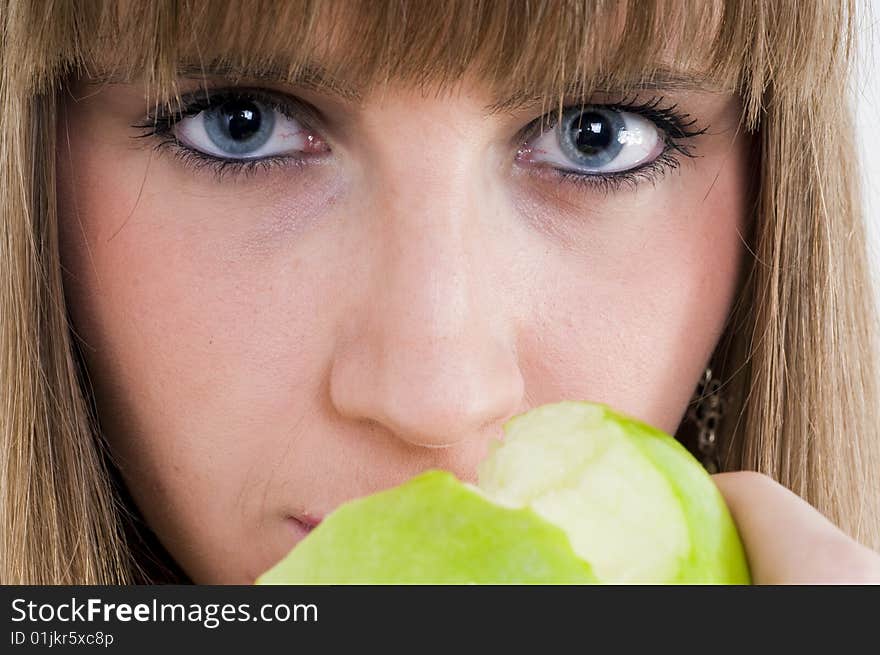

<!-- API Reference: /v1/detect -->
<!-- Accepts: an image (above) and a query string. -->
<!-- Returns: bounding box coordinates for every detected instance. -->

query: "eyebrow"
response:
[87,61,363,100]
[176,62,364,100]
[90,60,730,112]
[492,71,732,113]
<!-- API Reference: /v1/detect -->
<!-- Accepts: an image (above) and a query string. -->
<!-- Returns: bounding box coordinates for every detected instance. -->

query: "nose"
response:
[329,119,524,448]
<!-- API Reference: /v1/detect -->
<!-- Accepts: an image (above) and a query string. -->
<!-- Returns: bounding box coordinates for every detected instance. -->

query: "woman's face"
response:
[57,62,751,583]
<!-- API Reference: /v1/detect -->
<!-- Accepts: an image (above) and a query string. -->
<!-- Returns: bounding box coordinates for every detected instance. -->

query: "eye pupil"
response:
[573,112,614,155]
[224,100,262,141]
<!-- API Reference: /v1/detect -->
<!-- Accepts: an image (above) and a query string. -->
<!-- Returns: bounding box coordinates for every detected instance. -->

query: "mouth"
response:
[286,513,323,535]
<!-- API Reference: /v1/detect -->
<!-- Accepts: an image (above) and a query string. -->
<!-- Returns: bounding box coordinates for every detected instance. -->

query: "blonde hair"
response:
[2,0,877,583]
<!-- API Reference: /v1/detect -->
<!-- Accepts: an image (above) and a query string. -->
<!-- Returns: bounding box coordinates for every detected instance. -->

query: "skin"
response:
[714,473,880,583]
[56,70,879,584]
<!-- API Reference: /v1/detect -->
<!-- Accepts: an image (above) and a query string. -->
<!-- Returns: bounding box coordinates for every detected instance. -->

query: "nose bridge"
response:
[380,179,485,379]
[379,153,476,342]
[329,107,524,447]
[365,89,494,339]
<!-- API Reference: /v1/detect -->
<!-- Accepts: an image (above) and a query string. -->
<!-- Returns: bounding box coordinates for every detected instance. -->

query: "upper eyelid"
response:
[519,100,708,151]
[146,85,328,134]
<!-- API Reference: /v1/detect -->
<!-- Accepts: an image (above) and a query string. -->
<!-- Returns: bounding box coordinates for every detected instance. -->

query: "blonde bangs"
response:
[6,0,855,128]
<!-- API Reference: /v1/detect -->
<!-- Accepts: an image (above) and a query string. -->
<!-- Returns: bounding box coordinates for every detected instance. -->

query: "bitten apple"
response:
[256,401,750,584]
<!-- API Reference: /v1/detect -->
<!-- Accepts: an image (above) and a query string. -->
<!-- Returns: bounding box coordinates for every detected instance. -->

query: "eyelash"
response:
[130,88,708,192]
[131,88,319,182]
[516,95,707,193]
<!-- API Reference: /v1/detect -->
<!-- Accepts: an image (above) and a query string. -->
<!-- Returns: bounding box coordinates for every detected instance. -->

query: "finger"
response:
[711,471,880,584]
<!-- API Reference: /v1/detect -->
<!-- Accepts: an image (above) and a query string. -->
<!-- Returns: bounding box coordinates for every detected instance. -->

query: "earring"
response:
[687,367,724,473]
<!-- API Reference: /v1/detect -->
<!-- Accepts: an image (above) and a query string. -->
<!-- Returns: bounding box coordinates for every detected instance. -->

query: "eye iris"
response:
[559,108,624,167]
[203,98,275,156]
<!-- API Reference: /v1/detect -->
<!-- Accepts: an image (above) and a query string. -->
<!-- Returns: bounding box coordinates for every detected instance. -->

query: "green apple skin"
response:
[477,401,751,584]
[256,469,598,584]
[256,401,751,585]
[606,407,751,584]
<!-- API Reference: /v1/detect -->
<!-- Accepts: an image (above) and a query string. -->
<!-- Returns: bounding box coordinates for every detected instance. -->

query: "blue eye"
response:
[525,106,664,175]
[170,93,321,161]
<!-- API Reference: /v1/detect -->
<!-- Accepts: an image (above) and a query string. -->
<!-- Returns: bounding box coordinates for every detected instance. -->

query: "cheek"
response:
[517,152,748,434]
[57,121,345,582]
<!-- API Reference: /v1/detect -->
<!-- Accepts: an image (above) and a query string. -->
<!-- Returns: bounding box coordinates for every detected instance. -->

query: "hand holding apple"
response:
[712,472,880,584]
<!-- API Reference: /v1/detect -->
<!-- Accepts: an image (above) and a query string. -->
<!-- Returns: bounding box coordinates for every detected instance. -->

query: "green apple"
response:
[258,470,598,584]
[256,401,751,584]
